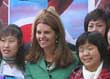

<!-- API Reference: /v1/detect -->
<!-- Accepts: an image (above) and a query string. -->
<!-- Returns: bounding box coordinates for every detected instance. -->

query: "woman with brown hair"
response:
[25,7,79,79]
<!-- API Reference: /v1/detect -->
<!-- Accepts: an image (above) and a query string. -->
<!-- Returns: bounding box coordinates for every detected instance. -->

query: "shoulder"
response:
[101,64,110,74]
[99,67,110,79]
[69,66,82,79]
[25,61,39,74]
[25,58,44,67]
[26,60,38,65]
[72,51,80,64]
[72,65,82,72]
[25,61,38,69]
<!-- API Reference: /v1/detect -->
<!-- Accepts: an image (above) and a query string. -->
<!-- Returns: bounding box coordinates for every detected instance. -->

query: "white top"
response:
[83,61,103,79]
[0,60,24,79]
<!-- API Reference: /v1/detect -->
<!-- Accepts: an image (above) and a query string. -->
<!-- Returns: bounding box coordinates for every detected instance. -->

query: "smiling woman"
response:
[25,7,79,79]
[36,23,56,49]
[69,32,110,79]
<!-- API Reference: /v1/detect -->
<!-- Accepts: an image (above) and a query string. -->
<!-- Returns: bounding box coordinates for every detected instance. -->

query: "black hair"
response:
[76,32,110,67]
[0,24,25,70]
[84,8,108,44]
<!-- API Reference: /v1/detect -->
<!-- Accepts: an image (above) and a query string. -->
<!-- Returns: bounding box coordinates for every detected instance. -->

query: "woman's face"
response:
[36,23,56,50]
[0,36,19,58]
[88,19,106,37]
[79,42,101,71]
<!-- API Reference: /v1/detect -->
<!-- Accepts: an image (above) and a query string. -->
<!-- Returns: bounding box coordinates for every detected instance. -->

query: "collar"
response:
[83,61,103,79]
[37,58,56,71]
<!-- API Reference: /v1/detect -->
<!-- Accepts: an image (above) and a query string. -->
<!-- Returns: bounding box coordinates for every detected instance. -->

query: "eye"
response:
[87,47,93,50]
[9,39,16,42]
[0,39,5,42]
[36,31,41,34]
[88,25,93,28]
[79,48,84,52]
[44,31,50,34]
[97,25,103,27]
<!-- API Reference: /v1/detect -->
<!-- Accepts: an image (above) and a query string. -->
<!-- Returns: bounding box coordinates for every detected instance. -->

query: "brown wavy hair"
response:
[26,7,74,68]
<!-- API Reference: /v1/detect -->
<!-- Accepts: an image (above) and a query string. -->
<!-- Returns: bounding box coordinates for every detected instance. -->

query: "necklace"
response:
[45,60,55,71]
[3,57,16,64]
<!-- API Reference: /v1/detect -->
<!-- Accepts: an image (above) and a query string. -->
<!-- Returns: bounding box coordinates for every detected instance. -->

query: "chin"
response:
[40,46,47,49]
[85,63,94,68]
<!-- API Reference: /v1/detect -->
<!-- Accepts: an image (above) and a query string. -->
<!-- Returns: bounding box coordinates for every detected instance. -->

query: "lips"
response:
[83,57,92,63]
[39,38,48,44]
[39,41,47,43]
[2,49,10,54]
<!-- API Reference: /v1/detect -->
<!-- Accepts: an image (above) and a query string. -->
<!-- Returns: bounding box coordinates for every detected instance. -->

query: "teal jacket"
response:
[25,54,79,79]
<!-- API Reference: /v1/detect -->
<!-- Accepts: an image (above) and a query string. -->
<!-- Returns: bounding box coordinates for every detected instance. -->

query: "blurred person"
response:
[0,24,25,79]
[25,7,79,79]
[84,8,109,44]
[104,3,110,57]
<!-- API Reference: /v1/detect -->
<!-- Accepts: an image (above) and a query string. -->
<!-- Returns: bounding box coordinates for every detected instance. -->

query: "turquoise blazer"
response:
[25,54,79,79]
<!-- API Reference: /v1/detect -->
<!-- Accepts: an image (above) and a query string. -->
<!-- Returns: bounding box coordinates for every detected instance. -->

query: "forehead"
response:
[89,19,106,24]
[79,41,95,48]
[37,23,53,30]
[0,35,17,40]
[0,29,18,38]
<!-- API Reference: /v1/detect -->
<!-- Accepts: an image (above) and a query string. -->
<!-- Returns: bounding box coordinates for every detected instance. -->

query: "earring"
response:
[56,40,58,44]
[56,36,58,44]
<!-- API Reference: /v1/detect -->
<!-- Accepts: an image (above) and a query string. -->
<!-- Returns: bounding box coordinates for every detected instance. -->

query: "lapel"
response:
[28,58,48,76]
[37,58,47,71]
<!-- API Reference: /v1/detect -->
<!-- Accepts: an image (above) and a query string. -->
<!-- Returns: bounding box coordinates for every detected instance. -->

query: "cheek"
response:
[108,31,110,43]
[11,43,19,51]
[88,28,94,32]
[79,53,83,60]
[35,34,38,42]
[51,36,56,44]
[108,31,110,37]
[100,26,106,32]
[101,27,106,32]
[36,33,38,38]
[11,46,19,56]
[36,35,38,40]
[94,51,101,59]
[51,35,56,41]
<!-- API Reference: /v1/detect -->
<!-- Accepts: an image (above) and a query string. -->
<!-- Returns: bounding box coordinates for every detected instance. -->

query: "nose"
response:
[83,49,89,55]
[92,26,98,32]
[3,41,9,48]
[40,33,44,37]
[39,33,45,39]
